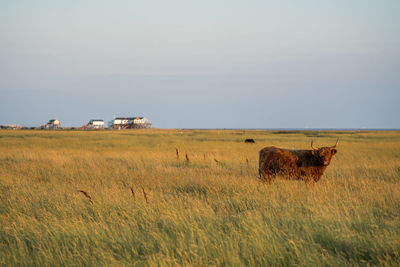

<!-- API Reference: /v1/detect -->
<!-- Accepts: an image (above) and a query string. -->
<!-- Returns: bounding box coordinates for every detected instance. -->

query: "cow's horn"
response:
[311,140,318,150]
[331,138,339,148]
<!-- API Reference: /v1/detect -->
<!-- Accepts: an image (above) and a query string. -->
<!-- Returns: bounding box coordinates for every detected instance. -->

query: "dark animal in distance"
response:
[245,138,255,143]
[259,139,339,183]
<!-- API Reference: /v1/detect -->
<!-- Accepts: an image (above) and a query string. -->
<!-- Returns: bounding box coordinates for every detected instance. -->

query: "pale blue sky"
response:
[1,1,399,128]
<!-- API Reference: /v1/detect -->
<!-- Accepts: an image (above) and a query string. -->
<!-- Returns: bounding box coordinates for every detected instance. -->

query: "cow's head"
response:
[311,139,339,166]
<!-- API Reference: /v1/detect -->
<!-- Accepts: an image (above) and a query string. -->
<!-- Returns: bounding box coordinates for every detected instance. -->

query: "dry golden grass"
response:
[0,129,399,266]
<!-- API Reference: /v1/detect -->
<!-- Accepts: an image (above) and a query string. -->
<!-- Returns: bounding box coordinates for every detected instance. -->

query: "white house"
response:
[88,120,104,129]
[42,119,61,129]
[110,117,152,129]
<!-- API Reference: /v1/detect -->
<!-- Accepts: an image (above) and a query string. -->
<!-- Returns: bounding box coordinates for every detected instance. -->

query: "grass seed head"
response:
[77,190,93,204]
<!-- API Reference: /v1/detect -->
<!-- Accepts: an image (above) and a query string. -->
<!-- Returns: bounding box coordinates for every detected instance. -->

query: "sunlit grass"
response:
[1,129,399,266]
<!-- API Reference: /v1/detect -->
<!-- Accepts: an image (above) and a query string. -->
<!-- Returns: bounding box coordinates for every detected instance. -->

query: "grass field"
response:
[1,129,399,266]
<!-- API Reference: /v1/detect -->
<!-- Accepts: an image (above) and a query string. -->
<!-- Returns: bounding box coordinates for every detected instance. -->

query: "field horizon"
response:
[1,129,399,266]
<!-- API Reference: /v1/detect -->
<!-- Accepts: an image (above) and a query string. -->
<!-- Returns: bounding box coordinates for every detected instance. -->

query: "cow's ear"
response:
[312,149,318,156]
[331,149,337,155]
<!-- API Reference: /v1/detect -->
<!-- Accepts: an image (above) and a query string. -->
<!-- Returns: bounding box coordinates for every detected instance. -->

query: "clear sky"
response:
[1,0,399,128]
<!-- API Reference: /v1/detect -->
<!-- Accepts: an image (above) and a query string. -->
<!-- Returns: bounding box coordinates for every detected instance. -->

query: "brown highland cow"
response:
[259,139,339,183]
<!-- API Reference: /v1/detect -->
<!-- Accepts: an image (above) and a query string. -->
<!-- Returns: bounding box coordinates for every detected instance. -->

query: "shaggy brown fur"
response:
[259,140,338,183]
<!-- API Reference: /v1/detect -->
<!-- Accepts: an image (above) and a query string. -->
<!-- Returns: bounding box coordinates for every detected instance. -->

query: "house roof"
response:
[114,117,144,120]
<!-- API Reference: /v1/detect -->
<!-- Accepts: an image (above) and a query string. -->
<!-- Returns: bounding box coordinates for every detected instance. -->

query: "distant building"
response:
[42,119,61,129]
[110,117,152,129]
[0,124,21,129]
[81,119,104,129]
[89,119,104,129]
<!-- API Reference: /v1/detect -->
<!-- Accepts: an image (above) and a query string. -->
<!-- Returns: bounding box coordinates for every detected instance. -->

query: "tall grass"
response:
[1,129,399,266]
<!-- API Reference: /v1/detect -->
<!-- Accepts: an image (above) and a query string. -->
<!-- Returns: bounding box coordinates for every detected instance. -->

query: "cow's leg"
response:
[264,170,272,183]
[259,162,273,183]
[258,161,265,180]
[264,162,275,183]
[304,176,316,187]
[259,165,271,183]
[259,155,270,182]
[312,176,321,183]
